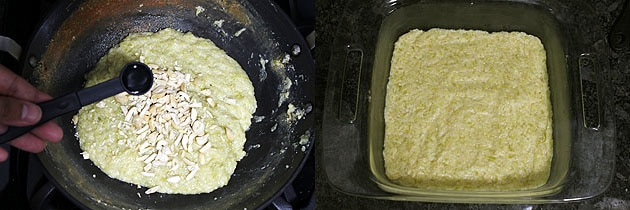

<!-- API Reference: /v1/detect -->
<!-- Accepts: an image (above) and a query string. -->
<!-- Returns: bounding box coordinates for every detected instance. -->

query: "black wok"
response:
[19,0,314,209]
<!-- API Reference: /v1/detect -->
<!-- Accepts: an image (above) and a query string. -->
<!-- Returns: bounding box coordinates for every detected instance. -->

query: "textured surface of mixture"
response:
[76,28,256,194]
[383,29,553,191]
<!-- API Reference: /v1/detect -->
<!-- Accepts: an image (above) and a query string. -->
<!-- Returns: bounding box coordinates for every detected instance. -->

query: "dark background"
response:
[315,0,630,209]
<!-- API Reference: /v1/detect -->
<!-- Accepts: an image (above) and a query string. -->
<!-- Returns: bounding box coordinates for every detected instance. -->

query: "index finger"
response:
[0,65,52,103]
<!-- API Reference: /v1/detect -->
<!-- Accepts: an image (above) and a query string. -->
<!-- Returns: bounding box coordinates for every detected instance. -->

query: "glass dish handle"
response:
[0,36,22,61]
[337,47,364,123]
[578,53,602,130]
[609,0,630,51]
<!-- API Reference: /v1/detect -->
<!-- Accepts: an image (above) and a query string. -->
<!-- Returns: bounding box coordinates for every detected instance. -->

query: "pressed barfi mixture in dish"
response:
[75,28,256,194]
[383,28,553,191]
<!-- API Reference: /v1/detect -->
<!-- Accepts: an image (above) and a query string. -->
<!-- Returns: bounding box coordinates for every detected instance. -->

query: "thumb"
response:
[0,96,42,126]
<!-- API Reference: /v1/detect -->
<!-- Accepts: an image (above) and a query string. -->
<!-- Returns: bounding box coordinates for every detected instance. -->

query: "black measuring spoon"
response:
[0,62,153,144]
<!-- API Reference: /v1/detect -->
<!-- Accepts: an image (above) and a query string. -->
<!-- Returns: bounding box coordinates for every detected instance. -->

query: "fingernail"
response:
[0,124,7,134]
[22,103,41,123]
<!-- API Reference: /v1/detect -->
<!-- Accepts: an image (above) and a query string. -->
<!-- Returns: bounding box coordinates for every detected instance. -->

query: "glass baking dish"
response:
[322,0,616,204]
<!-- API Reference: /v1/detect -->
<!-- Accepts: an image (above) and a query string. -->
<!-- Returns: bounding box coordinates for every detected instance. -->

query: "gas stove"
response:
[0,0,315,209]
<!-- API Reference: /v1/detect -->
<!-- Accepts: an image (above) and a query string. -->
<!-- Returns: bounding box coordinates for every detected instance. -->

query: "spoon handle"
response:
[0,78,123,144]
[77,78,124,106]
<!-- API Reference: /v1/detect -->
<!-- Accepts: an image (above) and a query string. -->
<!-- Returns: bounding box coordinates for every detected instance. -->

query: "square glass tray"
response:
[322,0,616,204]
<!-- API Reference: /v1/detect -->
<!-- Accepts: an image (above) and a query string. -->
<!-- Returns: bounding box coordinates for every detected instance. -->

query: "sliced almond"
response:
[135,125,150,134]
[162,146,173,156]
[199,141,212,153]
[167,176,181,183]
[199,153,207,165]
[125,107,137,122]
[169,162,179,171]
[147,63,159,70]
[143,163,153,172]
[114,94,129,104]
[182,157,195,166]
[200,89,212,96]
[223,98,236,105]
[206,97,216,107]
[156,140,168,150]
[95,101,106,108]
[141,172,155,177]
[156,152,169,162]
[145,186,160,194]
[137,154,150,161]
[195,135,209,146]
[225,127,234,141]
[144,153,157,164]
[80,152,90,160]
[186,167,198,180]
[191,108,198,121]
[181,134,190,150]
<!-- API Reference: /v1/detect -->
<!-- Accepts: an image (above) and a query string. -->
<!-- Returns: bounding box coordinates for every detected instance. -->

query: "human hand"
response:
[0,65,63,162]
